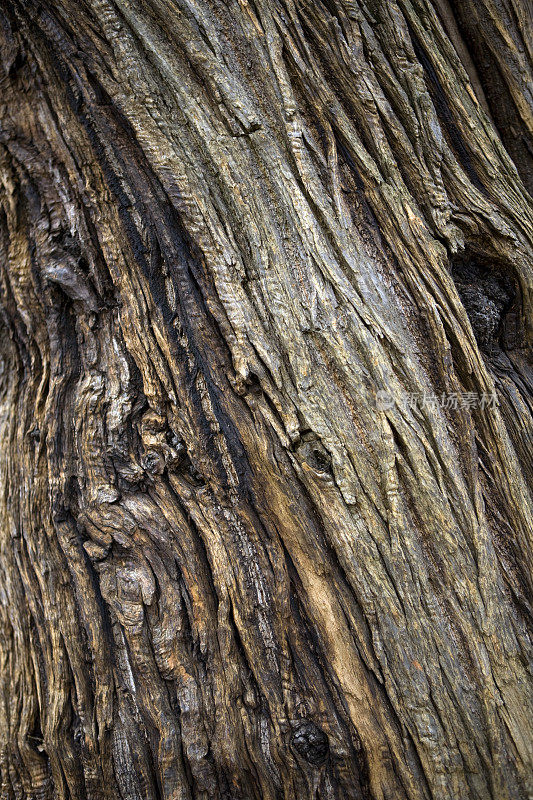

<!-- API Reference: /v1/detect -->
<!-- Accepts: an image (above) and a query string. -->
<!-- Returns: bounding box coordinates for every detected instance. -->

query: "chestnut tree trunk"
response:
[0,1,532,798]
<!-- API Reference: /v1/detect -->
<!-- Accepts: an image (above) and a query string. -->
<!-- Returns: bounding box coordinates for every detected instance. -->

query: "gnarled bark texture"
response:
[0,1,532,798]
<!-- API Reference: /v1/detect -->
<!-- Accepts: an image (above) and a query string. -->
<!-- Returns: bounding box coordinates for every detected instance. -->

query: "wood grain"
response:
[0,1,531,798]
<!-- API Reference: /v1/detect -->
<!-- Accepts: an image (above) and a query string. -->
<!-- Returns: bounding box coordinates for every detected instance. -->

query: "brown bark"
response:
[0,1,532,799]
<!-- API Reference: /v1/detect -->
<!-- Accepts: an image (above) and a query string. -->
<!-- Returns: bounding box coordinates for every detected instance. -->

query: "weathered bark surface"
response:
[0,1,532,798]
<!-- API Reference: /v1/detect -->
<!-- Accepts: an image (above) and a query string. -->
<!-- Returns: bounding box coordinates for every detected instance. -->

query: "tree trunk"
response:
[0,1,532,798]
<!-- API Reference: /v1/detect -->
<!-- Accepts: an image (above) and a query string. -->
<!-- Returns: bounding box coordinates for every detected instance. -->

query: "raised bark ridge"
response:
[0,1,532,799]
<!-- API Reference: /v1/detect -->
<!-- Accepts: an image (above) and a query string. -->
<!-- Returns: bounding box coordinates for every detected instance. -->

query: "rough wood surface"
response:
[0,1,532,798]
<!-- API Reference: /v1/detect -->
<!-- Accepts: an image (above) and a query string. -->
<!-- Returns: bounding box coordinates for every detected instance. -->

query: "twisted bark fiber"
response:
[0,1,532,798]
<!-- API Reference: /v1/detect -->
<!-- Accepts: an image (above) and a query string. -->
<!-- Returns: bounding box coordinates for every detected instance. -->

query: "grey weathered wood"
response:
[0,1,531,798]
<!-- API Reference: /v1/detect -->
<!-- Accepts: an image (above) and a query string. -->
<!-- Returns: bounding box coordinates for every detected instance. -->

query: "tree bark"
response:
[0,1,532,798]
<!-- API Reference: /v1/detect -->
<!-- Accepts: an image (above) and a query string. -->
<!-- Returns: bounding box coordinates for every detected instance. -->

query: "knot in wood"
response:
[451,254,516,350]
[291,722,329,765]
[141,450,165,476]
[297,439,332,474]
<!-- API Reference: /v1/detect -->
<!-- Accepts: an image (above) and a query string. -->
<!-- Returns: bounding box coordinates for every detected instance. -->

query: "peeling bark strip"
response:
[0,0,532,798]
